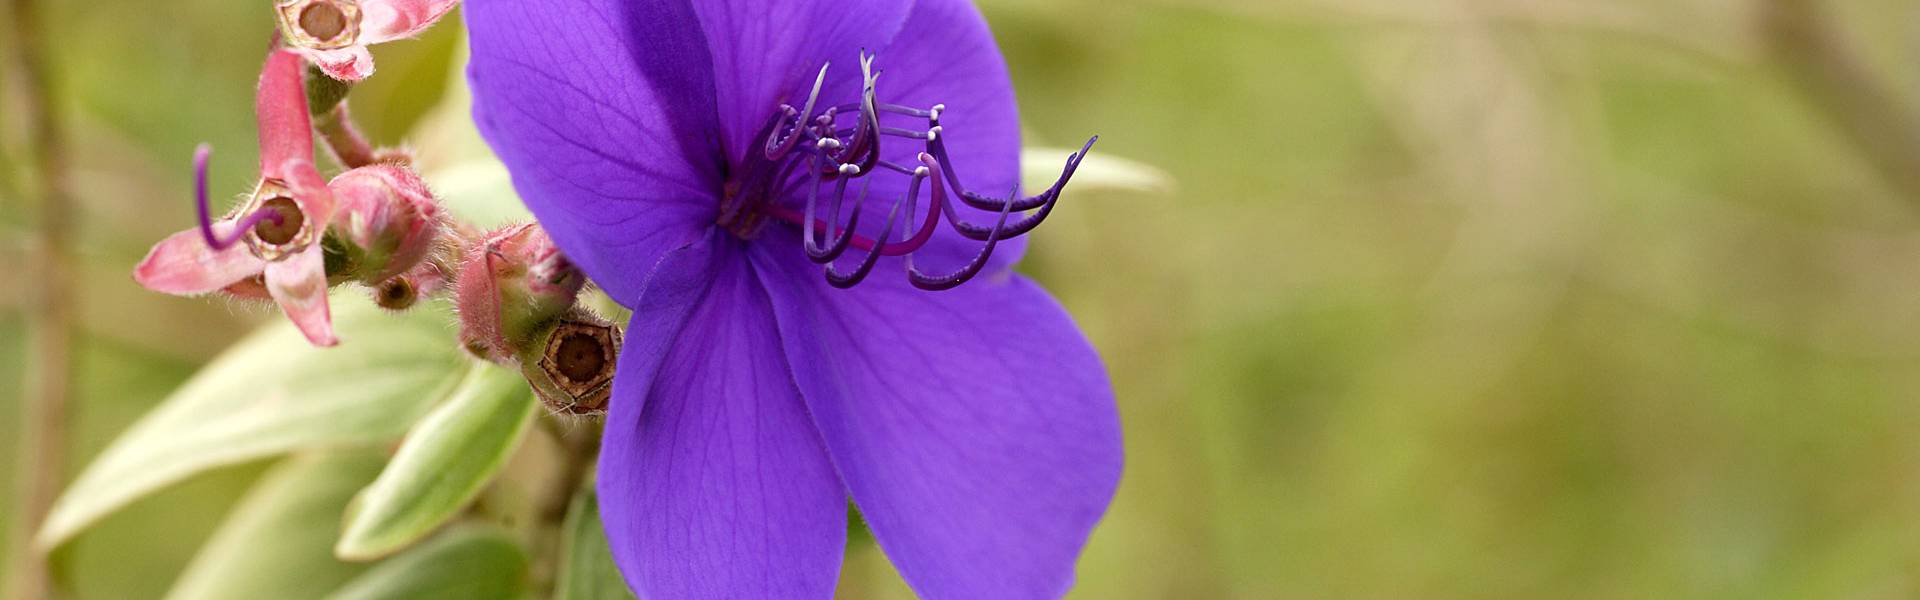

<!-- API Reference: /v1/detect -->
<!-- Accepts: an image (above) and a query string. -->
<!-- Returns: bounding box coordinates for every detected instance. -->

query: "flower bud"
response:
[517,310,620,416]
[456,224,586,363]
[329,164,442,285]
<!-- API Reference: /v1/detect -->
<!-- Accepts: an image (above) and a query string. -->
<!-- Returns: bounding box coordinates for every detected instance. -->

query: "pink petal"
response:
[306,46,375,82]
[283,158,338,225]
[359,0,459,43]
[223,275,274,301]
[256,49,317,176]
[133,224,266,295]
[266,245,338,347]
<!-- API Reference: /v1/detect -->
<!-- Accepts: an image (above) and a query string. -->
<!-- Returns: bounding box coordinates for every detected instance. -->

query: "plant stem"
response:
[1762,0,1920,201]
[315,103,378,169]
[4,0,74,596]
[530,417,599,597]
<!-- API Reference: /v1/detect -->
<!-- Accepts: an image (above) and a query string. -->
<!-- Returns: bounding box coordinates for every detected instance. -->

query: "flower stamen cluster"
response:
[741,51,1098,290]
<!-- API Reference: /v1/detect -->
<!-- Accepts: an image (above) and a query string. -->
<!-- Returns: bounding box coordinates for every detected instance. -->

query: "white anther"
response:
[838,164,862,176]
[927,126,942,142]
[913,166,930,177]
[816,138,842,150]
[930,104,945,119]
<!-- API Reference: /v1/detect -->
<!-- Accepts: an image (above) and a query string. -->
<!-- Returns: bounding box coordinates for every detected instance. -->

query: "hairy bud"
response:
[329,164,441,285]
[456,224,586,362]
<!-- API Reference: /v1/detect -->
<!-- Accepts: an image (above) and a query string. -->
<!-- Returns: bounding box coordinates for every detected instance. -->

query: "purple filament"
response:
[193,144,284,251]
[756,52,1097,291]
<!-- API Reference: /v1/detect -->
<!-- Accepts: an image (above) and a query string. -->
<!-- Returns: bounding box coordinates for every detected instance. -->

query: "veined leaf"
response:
[335,364,536,560]
[164,451,389,600]
[326,526,528,600]
[36,297,469,550]
[556,488,634,600]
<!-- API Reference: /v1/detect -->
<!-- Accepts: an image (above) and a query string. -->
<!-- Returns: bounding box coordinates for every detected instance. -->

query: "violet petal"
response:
[466,0,725,304]
[689,0,911,159]
[750,230,1123,599]
[599,235,848,599]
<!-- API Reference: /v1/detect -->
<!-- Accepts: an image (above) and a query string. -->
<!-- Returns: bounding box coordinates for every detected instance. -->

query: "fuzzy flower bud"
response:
[456,223,586,363]
[329,163,442,286]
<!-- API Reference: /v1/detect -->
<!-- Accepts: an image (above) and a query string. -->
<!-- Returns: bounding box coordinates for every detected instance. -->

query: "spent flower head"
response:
[135,48,339,346]
[135,47,445,346]
[276,0,459,81]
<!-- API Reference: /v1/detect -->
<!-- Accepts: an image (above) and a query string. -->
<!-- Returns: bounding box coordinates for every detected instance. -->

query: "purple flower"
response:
[465,0,1121,597]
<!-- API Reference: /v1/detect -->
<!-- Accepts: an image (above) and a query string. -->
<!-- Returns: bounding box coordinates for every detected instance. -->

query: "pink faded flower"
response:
[134,49,340,346]
[275,0,460,81]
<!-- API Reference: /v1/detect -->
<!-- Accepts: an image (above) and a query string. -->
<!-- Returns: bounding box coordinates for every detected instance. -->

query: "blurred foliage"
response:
[163,451,389,600]
[6,0,1920,599]
[35,297,471,550]
[335,365,533,561]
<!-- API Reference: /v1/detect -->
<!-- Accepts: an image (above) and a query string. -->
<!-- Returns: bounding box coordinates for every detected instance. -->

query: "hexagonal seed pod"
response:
[517,310,621,416]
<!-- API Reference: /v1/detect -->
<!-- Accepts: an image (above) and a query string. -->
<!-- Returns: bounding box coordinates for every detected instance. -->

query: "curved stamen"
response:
[825,192,904,289]
[764,63,831,161]
[805,163,870,263]
[769,157,940,257]
[960,137,1094,211]
[909,179,1016,291]
[887,160,938,255]
[826,102,933,118]
[193,144,283,251]
[838,52,883,176]
[880,126,931,140]
[755,53,1098,291]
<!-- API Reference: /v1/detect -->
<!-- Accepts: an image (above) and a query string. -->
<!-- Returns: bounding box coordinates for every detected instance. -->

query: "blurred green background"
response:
[8,0,1920,598]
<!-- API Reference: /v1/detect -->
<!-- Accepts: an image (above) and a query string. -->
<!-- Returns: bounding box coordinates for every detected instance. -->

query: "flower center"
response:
[252,196,306,246]
[553,331,606,382]
[277,0,361,50]
[741,52,1097,291]
[189,145,314,261]
[299,3,348,42]
[533,316,620,415]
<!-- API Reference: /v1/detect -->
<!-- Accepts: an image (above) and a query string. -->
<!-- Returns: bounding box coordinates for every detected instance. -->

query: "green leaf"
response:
[326,526,529,600]
[336,364,536,560]
[164,451,389,600]
[1022,146,1175,196]
[556,488,635,600]
[36,298,471,550]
